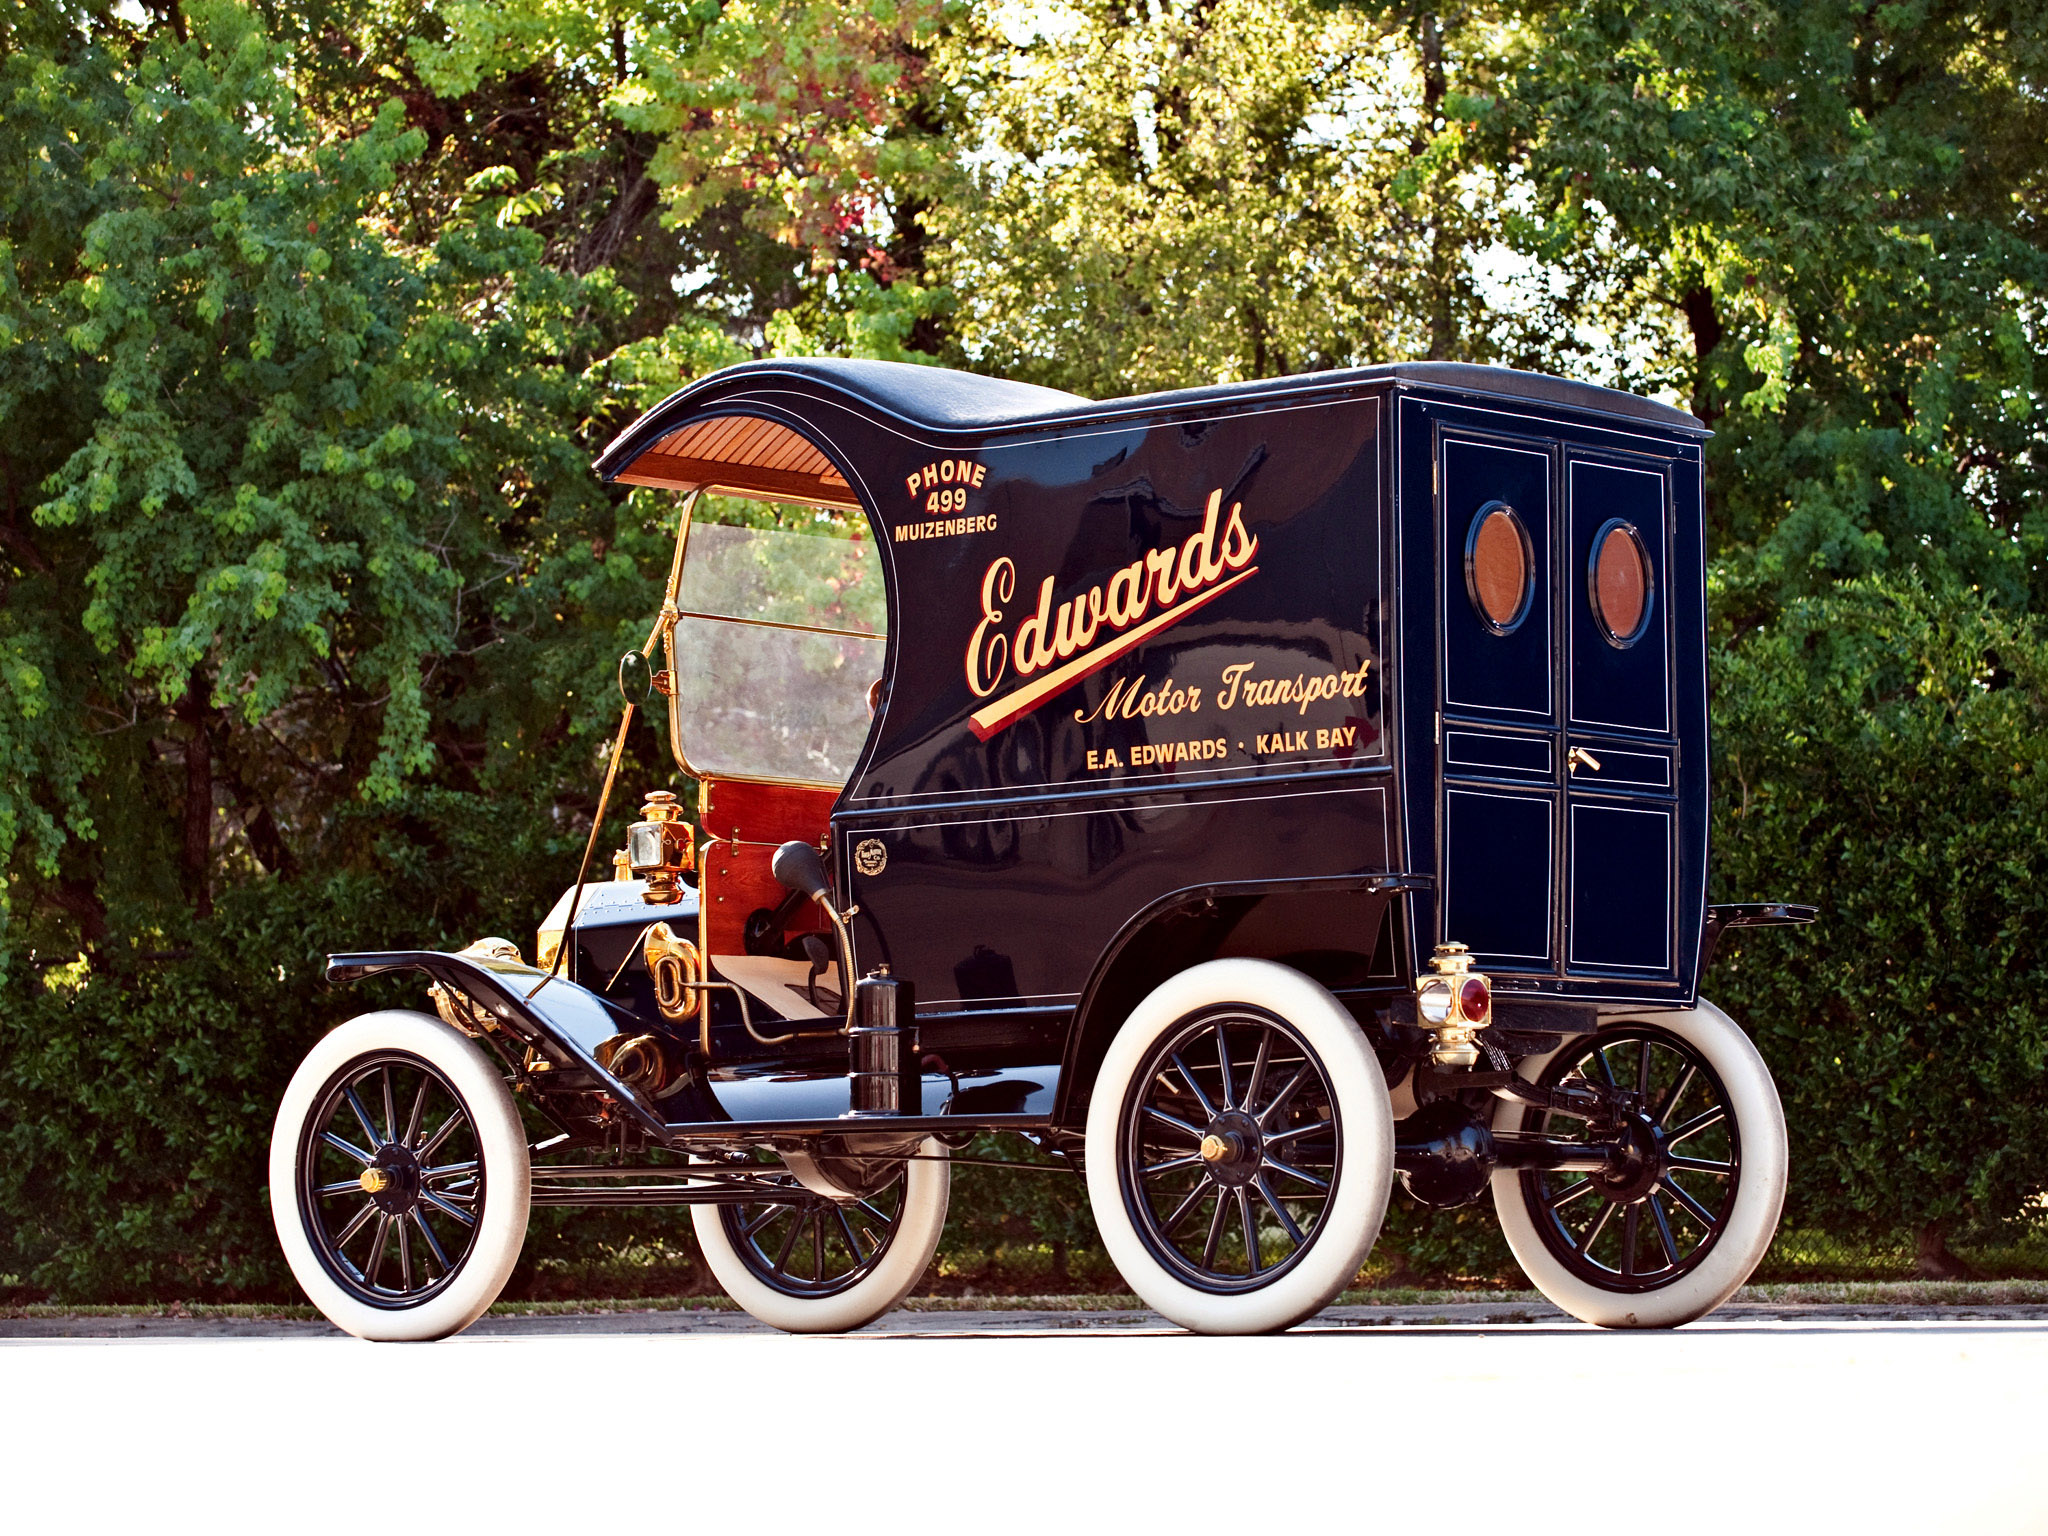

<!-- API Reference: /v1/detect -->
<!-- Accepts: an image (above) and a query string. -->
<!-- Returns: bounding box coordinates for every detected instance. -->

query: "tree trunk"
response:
[1914,1219,1972,1280]
[1679,285,1723,427]
[177,669,213,918]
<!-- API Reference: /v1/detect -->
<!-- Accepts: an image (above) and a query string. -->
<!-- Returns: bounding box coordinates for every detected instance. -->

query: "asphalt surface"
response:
[6,1310,2044,1533]
[11,1297,2048,1337]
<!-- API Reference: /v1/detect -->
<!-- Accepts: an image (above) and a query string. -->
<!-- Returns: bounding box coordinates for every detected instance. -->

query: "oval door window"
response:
[1465,501,1533,635]
[1590,519,1654,648]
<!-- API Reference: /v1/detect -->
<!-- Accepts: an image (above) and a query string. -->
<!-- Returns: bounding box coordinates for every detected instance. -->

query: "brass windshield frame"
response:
[659,483,885,793]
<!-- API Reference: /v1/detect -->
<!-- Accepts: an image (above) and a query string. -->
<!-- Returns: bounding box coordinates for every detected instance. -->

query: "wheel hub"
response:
[364,1145,422,1214]
[1595,1112,1666,1204]
[1198,1110,1263,1187]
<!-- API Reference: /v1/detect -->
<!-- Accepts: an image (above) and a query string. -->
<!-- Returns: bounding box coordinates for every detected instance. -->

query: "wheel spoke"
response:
[423,1160,480,1183]
[1262,1157,1330,1191]
[1144,1153,1205,1177]
[1547,1177,1598,1210]
[741,1205,784,1240]
[1254,1176,1305,1248]
[1201,1191,1229,1269]
[811,1213,826,1283]
[343,1086,384,1150]
[1243,1027,1273,1115]
[768,1212,803,1275]
[365,1213,392,1287]
[380,1067,399,1147]
[1620,1205,1640,1276]
[397,1209,414,1291]
[1667,1106,1728,1146]
[1661,1174,1721,1228]
[333,1199,379,1246]
[315,1179,365,1198]
[1143,1106,1206,1143]
[1635,1040,1653,1096]
[403,1075,430,1149]
[836,1208,869,1264]
[419,1188,477,1228]
[417,1109,466,1162]
[1236,1186,1260,1275]
[1588,1045,1617,1086]
[1261,1116,1332,1148]
[409,1208,451,1273]
[1648,1193,1680,1269]
[1169,1052,1218,1121]
[320,1131,374,1166]
[856,1199,893,1229]
[1257,1065,1311,1128]
[1668,1154,1733,1177]
[1574,1198,1616,1255]
[1654,1063,1698,1128]
[1213,1024,1237,1114]
[1160,1180,1212,1239]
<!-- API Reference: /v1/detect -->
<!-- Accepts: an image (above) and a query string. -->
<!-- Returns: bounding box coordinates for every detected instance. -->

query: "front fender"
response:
[325,950,666,1138]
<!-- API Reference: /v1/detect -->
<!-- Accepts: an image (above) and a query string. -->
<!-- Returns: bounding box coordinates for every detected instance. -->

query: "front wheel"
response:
[1085,959,1394,1334]
[1491,999,1787,1328]
[691,1141,949,1333]
[270,1010,530,1341]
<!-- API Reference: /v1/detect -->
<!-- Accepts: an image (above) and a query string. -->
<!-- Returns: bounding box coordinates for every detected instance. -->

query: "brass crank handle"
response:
[1567,746,1603,775]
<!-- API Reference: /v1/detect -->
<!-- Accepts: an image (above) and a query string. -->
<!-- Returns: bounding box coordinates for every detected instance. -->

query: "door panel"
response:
[1442,440,1552,720]
[1441,788,1553,966]
[1437,434,1558,973]
[1567,802,1673,972]
[1568,460,1670,735]
[1563,455,1678,978]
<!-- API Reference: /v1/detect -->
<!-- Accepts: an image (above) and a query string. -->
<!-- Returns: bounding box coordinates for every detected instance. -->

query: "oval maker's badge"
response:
[854,838,888,877]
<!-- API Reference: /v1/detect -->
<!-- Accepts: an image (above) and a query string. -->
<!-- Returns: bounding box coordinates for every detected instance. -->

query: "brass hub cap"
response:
[1197,1111,1263,1188]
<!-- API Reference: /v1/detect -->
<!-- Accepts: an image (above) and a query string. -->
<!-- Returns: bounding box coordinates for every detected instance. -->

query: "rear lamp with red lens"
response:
[1457,975,1490,1022]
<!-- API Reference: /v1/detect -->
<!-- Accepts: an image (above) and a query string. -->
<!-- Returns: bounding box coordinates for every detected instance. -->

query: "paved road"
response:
[7,1315,2044,1533]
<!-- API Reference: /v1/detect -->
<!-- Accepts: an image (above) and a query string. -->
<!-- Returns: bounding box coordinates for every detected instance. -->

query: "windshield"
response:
[667,519,886,787]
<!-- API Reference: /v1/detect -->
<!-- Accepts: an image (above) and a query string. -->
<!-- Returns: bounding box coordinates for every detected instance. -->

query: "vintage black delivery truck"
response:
[270,358,1810,1338]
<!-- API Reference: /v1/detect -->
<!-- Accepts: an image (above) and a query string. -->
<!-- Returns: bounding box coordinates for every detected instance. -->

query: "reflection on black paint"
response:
[954,944,1021,1002]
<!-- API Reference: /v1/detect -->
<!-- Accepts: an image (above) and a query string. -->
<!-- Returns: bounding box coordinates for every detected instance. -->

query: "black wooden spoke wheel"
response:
[1087,960,1393,1335]
[716,1181,905,1300]
[271,1010,529,1341]
[1515,1028,1740,1292]
[1490,1002,1787,1329]
[691,1140,950,1333]
[1121,1007,1343,1293]
[299,1052,487,1307]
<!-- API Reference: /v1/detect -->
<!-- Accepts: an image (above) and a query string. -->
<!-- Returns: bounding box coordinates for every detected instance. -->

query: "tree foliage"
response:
[1,0,2044,1296]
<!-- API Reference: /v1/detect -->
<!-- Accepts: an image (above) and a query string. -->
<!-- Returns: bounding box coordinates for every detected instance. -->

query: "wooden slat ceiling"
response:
[610,414,859,509]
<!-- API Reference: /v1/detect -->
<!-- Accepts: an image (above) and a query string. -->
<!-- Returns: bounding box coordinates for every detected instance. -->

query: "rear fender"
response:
[325,950,666,1138]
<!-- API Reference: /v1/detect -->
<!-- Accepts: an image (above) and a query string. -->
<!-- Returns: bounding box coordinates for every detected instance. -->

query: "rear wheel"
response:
[1085,960,1393,1334]
[1491,1000,1786,1328]
[691,1141,949,1333]
[270,1010,529,1341]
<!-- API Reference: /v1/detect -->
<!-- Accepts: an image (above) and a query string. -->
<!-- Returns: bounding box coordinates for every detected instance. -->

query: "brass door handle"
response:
[1567,746,1602,775]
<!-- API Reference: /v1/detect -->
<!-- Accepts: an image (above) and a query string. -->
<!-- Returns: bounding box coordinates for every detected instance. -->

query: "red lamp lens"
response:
[1458,976,1490,1021]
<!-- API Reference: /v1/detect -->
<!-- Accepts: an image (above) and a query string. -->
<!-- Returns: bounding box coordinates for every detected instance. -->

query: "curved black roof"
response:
[595,357,1703,481]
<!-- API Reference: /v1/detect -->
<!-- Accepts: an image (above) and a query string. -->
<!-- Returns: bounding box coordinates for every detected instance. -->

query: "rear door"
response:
[1434,432,1561,978]
[1560,454,1680,981]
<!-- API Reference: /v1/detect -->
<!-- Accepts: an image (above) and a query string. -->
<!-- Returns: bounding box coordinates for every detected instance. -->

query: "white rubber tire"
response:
[270,1010,530,1342]
[1085,959,1394,1335]
[1491,998,1787,1328]
[692,1141,950,1333]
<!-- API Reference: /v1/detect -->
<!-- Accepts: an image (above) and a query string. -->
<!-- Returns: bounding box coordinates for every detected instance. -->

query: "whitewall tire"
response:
[1490,999,1786,1328]
[1085,959,1394,1335]
[270,1010,530,1342]
[692,1141,950,1333]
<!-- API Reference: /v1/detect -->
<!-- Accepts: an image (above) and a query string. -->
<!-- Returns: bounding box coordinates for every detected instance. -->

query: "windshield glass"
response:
[668,519,886,786]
